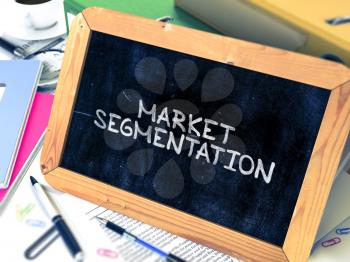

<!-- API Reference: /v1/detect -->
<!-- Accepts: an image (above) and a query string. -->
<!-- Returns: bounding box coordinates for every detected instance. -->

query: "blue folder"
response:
[0,60,42,188]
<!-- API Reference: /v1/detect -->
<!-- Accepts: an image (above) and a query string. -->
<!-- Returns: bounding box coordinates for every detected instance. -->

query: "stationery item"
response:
[30,176,84,261]
[0,60,42,188]
[0,33,64,59]
[0,37,25,58]
[25,36,65,59]
[30,191,238,262]
[315,170,350,243]
[41,8,350,262]
[0,33,66,90]
[0,152,122,262]
[1,150,238,262]
[86,205,237,262]
[24,225,60,260]
[0,92,54,210]
[175,0,350,66]
[96,217,186,262]
[310,216,350,261]
[24,194,239,261]
[0,133,347,260]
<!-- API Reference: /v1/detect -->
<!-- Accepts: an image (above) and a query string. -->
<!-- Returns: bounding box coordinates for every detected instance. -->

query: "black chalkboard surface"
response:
[61,31,330,246]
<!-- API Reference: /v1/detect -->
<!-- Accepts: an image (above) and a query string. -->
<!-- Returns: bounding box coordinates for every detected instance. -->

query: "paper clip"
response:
[97,248,119,259]
[26,219,46,228]
[321,237,341,247]
[336,227,350,235]
[16,203,35,222]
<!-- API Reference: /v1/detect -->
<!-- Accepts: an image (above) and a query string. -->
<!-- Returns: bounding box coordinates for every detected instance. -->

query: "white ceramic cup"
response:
[14,0,61,30]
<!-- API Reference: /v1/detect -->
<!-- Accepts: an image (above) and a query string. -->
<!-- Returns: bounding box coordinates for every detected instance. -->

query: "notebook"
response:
[0,92,54,210]
[0,60,42,188]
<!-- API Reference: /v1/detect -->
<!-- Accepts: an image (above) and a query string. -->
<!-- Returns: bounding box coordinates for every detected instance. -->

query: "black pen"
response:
[0,37,25,58]
[96,217,186,262]
[30,176,84,261]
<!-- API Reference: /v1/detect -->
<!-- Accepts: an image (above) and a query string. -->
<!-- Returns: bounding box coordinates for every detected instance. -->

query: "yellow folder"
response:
[250,0,350,65]
[176,0,350,66]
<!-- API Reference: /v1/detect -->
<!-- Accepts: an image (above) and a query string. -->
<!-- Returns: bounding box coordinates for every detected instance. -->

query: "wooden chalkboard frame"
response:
[41,7,350,261]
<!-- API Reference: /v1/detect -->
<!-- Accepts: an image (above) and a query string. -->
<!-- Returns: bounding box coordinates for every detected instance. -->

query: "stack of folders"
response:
[0,60,54,211]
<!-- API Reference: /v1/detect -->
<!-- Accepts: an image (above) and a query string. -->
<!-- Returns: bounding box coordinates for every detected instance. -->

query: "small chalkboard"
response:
[41,8,350,261]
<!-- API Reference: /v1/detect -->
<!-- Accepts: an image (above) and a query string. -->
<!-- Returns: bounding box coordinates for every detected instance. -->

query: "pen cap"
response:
[53,215,83,261]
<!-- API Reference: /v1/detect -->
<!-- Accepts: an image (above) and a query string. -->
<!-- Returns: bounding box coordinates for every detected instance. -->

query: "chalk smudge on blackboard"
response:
[117,89,142,114]
[74,111,95,118]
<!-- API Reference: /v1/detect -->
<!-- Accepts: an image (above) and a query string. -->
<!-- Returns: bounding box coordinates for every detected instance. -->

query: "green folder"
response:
[64,0,217,33]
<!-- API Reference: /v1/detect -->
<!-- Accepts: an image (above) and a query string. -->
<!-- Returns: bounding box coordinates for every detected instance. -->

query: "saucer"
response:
[3,1,66,41]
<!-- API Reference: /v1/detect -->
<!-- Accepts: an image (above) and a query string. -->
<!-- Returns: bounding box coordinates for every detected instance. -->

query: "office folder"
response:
[0,60,42,188]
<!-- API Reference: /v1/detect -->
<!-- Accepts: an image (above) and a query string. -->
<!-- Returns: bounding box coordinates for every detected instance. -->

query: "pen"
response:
[30,176,84,261]
[96,217,186,262]
[0,37,25,58]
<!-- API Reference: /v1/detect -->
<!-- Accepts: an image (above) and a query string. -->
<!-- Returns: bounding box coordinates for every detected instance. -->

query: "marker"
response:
[30,176,84,261]
[96,217,186,262]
